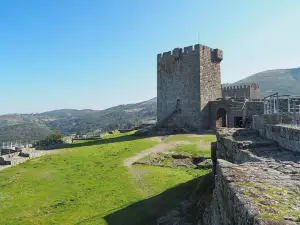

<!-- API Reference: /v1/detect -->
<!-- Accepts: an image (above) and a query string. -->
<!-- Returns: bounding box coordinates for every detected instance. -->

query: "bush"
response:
[33,130,63,147]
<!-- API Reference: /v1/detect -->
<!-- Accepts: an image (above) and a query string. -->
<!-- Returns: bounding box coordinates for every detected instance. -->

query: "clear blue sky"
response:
[1,0,299,114]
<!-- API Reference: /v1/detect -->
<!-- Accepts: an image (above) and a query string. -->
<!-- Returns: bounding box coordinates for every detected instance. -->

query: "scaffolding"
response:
[264,93,300,125]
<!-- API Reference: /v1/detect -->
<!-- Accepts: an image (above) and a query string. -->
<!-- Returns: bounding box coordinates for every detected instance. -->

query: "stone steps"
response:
[156,108,180,128]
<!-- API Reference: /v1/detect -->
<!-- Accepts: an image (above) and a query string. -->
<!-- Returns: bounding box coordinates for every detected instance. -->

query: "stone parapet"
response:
[206,128,300,224]
[207,159,300,225]
[252,114,300,153]
[265,124,300,153]
[252,114,293,136]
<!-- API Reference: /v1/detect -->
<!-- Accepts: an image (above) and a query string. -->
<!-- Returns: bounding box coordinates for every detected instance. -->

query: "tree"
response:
[33,130,63,147]
[45,130,63,144]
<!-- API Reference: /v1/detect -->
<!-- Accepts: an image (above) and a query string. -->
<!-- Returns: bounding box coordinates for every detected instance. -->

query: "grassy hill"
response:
[231,67,300,97]
[0,132,214,225]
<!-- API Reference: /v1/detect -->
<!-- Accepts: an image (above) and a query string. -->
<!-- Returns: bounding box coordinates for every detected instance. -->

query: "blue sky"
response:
[0,0,299,114]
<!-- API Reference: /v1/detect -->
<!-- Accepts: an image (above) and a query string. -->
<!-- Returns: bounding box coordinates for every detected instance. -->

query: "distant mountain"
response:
[0,123,51,142]
[231,67,300,97]
[0,98,157,142]
[1,67,300,143]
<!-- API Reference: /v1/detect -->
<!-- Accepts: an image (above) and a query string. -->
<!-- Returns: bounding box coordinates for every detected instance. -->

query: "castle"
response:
[157,44,263,130]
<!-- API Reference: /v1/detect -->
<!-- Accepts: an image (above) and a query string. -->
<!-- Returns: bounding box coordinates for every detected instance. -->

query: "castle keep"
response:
[157,44,223,129]
[157,44,264,130]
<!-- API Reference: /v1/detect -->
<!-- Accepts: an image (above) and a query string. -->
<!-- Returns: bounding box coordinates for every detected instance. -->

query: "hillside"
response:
[0,123,51,142]
[231,67,300,97]
[0,98,157,142]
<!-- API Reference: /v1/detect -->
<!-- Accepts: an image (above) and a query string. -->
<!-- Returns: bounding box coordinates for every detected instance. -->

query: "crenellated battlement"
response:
[157,44,220,60]
[221,83,260,91]
[222,84,251,91]
[222,83,260,99]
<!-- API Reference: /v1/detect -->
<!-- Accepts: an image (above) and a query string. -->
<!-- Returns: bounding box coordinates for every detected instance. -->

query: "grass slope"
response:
[0,132,213,225]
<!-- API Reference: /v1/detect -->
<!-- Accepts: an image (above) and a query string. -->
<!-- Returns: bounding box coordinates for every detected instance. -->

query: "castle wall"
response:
[200,47,223,128]
[222,83,260,100]
[252,114,293,136]
[243,101,264,118]
[205,128,300,225]
[252,114,300,153]
[157,44,222,129]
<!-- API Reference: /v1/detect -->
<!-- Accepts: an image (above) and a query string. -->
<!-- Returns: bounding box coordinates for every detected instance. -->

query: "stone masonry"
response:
[206,128,300,225]
[222,83,260,100]
[157,44,223,129]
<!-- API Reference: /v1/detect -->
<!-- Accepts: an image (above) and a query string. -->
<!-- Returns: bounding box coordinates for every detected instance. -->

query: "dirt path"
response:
[124,140,191,168]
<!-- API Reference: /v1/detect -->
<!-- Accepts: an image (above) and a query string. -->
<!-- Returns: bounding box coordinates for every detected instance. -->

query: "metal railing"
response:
[263,94,300,126]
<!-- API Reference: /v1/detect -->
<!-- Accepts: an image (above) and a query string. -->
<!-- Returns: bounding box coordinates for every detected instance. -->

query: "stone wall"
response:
[222,83,260,100]
[209,100,231,129]
[206,128,300,225]
[252,114,300,153]
[265,124,300,153]
[157,44,222,129]
[252,114,292,136]
[0,152,20,165]
[199,47,223,128]
[208,99,264,129]
[207,159,299,225]
[35,143,64,150]
[215,129,264,163]
[243,101,264,119]
[0,149,55,171]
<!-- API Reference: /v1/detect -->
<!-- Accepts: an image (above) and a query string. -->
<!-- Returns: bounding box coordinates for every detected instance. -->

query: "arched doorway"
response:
[216,108,227,127]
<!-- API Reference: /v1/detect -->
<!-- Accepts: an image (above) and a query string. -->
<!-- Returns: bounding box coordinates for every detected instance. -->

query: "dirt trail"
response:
[124,140,191,168]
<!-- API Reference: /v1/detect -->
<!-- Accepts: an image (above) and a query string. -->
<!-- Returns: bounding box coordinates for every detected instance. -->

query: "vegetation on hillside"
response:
[232,67,300,97]
[0,132,215,225]
[0,98,156,142]
[0,123,51,142]
[33,130,63,147]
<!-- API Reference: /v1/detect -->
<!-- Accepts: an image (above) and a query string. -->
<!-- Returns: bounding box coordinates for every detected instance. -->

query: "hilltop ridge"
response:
[230,67,300,96]
[0,98,157,142]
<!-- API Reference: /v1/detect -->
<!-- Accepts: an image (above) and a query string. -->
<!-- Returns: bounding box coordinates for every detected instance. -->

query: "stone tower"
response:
[157,44,223,129]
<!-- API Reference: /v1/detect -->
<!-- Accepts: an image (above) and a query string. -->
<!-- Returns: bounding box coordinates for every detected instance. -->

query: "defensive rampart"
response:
[206,128,300,225]
[222,83,260,100]
[252,114,300,153]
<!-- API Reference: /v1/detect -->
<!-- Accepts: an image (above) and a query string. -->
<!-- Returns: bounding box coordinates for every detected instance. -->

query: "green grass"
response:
[165,134,215,157]
[165,134,216,143]
[171,144,211,157]
[0,132,210,225]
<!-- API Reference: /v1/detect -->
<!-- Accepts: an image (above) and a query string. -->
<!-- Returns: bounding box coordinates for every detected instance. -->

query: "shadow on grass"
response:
[53,129,216,150]
[56,134,149,149]
[75,176,208,225]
